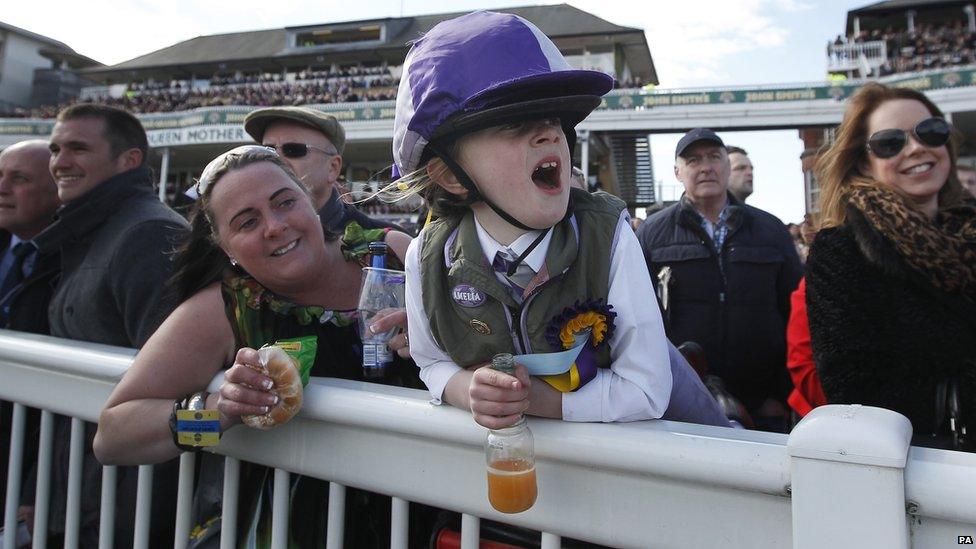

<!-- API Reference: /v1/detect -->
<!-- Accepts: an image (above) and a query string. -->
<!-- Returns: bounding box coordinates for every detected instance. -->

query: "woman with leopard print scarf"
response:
[807,82,976,452]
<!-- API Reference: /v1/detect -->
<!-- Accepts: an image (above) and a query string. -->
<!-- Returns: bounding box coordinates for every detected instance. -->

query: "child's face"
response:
[456,117,572,234]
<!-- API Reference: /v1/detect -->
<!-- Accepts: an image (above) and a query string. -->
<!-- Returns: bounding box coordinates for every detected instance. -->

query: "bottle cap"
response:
[490,353,516,375]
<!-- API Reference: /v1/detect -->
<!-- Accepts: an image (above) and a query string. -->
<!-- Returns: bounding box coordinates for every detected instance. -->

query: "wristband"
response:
[170,391,220,451]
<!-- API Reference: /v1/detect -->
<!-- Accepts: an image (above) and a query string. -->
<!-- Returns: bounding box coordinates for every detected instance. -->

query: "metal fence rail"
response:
[1,329,975,549]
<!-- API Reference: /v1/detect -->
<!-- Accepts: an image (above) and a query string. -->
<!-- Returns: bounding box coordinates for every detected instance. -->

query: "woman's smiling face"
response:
[864,98,950,213]
[208,161,325,291]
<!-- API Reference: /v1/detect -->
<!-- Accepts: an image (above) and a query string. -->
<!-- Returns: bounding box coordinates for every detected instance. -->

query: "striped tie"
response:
[492,251,536,298]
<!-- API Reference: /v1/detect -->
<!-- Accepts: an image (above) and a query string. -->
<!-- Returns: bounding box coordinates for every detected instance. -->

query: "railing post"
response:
[788,405,912,549]
[270,468,289,549]
[133,465,154,549]
[33,410,53,549]
[3,403,25,549]
[460,514,479,549]
[390,496,408,549]
[98,466,116,549]
[173,453,196,549]
[64,418,85,549]
[325,483,345,549]
[220,458,240,549]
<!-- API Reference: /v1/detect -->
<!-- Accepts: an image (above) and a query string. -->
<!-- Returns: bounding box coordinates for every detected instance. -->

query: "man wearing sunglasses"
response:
[637,128,803,433]
[243,106,403,234]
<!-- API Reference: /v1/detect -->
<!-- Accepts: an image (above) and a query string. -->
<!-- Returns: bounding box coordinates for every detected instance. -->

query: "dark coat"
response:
[0,229,56,512]
[636,194,803,412]
[35,166,188,348]
[806,207,976,446]
[30,166,189,546]
[319,188,405,235]
[1,230,60,334]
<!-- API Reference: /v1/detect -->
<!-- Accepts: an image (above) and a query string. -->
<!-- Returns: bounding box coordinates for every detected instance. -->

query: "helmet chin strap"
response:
[429,142,539,232]
[429,142,571,275]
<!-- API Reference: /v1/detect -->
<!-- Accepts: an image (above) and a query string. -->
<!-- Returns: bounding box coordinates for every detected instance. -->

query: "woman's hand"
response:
[468,363,531,429]
[369,307,411,359]
[214,347,280,430]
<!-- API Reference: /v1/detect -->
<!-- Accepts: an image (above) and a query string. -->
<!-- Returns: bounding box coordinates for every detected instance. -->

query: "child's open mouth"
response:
[532,160,561,191]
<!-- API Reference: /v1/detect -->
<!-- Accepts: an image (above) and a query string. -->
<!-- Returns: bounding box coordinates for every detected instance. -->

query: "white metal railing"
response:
[1,329,975,548]
[828,40,888,73]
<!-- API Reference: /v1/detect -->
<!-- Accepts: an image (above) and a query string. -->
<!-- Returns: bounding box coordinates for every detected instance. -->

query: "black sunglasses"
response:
[866,117,951,159]
[269,142,338,159]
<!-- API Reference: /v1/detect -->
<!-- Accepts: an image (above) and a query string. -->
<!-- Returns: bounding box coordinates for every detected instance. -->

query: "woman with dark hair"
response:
[807,82,976,451]
[92,145,418,545]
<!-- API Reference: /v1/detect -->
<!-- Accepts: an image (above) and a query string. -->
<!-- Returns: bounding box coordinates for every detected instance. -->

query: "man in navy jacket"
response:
[637,129,802,432]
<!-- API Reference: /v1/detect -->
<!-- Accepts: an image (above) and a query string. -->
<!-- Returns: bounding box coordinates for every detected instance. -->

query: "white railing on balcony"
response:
[1,329,975,549]
[828,40,889,74]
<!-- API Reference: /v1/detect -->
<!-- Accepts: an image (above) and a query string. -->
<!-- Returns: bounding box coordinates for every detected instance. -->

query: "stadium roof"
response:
[85,4,657,84]
[849,0,969,15]
[0,21,102,68]
[846,0,972,33]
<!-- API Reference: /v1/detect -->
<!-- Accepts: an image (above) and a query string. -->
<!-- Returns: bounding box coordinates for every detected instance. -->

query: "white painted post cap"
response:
[787,404,913,468]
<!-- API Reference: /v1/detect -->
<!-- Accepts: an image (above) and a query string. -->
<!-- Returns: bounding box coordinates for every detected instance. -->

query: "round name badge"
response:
[452,284,486,308]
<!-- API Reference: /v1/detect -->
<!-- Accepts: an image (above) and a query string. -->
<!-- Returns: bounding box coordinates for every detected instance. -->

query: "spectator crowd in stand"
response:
[0,66,401,118]
[831,20,976,76]
[0,64,639,119]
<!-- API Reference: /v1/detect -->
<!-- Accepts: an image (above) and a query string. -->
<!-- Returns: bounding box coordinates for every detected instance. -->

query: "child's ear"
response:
[427,158,468,199]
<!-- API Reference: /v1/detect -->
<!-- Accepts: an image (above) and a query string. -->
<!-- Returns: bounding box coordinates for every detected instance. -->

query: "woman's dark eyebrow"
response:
[268,187,293,201]
[228,187,294,226]
[229,207,256,226]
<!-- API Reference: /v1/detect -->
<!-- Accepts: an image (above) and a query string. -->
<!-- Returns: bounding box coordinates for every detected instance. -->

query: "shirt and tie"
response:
[0,237,39,325]
[485,227,549,302]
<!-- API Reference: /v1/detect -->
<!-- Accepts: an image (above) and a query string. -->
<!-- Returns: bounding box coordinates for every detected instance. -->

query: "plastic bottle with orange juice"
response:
[485,353,537,514]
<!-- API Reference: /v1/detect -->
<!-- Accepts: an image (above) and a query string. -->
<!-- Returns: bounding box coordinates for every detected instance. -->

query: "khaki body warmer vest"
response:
[420,189,626,374]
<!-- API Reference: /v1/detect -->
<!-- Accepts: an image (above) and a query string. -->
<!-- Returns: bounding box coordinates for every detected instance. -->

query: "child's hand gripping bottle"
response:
[485,353,537,513]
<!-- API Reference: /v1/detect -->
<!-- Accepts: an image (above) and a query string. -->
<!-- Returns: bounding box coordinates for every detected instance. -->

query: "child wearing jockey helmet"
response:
[397,11,673,428]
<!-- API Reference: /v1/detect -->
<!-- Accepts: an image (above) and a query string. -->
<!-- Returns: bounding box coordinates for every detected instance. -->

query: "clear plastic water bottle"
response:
[485,353,537,513]
[361,241,395,378]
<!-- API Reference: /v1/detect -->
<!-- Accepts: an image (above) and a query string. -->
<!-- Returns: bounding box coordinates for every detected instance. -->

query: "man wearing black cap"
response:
[243,106,401,233]
[636,128,802,432]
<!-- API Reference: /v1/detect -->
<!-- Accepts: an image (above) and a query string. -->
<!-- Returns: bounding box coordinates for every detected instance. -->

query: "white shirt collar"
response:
[472,216,551,273]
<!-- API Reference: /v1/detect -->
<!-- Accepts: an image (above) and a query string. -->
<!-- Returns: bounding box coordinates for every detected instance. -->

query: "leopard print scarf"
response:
[848,185,976,299]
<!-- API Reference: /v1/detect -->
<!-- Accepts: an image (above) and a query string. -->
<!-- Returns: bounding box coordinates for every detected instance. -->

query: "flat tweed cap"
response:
[243,106,346,153]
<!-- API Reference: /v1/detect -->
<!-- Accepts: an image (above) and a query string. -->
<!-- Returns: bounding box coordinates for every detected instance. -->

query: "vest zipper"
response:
[505,305,526,354]
[508,269,570,355]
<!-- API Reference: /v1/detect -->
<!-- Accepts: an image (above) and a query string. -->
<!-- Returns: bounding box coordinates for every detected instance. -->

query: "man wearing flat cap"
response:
[244,106,401,233]
[636,128,801,432]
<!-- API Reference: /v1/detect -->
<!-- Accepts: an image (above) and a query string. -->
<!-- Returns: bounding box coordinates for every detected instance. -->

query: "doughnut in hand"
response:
[241,346,303,430]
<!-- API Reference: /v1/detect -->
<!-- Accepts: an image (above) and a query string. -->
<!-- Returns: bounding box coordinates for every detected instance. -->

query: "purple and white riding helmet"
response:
[392,10,614,184]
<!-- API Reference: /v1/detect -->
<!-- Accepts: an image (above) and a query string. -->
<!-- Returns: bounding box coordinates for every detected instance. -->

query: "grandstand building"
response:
[0,21,100,114]
[0,5,660,226]
[804,0,976,214]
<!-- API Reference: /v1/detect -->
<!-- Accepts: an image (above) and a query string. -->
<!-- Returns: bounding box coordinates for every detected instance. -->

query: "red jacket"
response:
[786,277,827,416]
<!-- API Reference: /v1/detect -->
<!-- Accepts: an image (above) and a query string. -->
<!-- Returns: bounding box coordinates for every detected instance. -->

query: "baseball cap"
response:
[675,128,724,158]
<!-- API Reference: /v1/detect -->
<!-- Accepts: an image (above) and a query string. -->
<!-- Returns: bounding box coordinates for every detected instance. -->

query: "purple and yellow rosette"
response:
[540,300,616,392]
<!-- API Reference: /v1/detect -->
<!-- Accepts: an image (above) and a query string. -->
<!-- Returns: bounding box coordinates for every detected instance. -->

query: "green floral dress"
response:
[188,223,423,549]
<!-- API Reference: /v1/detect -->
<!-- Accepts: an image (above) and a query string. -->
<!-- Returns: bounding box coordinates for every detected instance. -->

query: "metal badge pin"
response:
[469,319,491,335]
